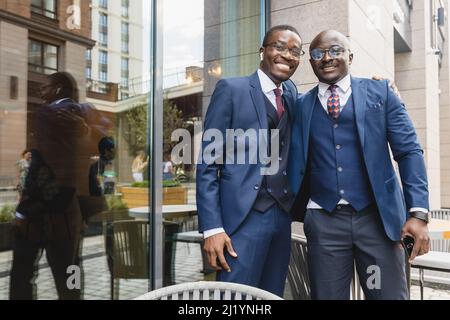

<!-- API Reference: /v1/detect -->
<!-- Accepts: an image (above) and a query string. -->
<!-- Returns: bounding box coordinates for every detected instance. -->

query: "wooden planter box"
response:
[0,222,14,252]
[121,186,188,207]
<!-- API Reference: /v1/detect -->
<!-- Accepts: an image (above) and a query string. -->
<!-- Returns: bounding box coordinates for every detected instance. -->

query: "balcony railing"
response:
[87,79,119,102]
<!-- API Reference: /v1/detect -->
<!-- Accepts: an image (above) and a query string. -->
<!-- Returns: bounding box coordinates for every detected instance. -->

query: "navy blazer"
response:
[288,77,429,241]
[196,72,297,235]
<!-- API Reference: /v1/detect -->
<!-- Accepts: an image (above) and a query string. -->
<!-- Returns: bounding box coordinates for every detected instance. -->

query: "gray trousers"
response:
[304,205,408,300]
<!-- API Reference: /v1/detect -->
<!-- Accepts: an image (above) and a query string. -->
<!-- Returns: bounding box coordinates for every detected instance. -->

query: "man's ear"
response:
[348,52,354,65]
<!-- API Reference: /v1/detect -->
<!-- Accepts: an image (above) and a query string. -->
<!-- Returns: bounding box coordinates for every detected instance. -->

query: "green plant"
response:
[163,180,181,188]
[104,195,128,211]
[123,99,185,156]
[130,180,181,188]
[0,204,16,223]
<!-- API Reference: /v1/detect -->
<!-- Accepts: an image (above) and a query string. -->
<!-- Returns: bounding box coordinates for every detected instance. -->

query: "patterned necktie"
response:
[273,87,285,120]
[327,85,341,120]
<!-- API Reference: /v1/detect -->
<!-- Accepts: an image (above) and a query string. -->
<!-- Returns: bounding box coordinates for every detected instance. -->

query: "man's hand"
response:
[401,217,430,262]
[203,232,237,272]
[372,75,401,99]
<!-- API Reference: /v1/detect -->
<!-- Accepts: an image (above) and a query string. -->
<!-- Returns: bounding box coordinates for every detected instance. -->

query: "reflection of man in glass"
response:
[10,72,87,300]
[89,137,116,196]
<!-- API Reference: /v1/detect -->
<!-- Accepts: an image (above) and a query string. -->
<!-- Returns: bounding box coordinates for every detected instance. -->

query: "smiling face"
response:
[260,30,302,86]
[309,30,353,85]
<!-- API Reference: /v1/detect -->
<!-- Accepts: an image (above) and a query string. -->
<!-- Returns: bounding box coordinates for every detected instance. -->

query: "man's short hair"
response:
[48,72,79,102]
[98,137,115,155]
[262,25,302,46]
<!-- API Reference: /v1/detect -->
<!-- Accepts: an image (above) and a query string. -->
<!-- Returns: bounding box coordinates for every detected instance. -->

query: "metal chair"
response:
[287,234,311,300]
[109,219,180,299]
[110,220,149,300]
[134,281,283,300]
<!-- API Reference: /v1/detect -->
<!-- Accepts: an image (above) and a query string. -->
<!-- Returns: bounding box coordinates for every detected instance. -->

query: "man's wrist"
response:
[409,211,430,224]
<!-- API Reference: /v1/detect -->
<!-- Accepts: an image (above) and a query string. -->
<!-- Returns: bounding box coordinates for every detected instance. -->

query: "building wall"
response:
[440,1,450,208]
[0,21,28,183]
[59,0,91,38]
[395,0,441,210]
[64,41,88,102]
[0,0,31,18]
[270,0,349,92]
[89,0,144,90]
[271,0,395,91]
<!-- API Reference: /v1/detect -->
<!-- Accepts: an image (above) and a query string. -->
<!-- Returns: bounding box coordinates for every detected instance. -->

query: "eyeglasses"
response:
[264,42,305,59]
[310,45,348,61]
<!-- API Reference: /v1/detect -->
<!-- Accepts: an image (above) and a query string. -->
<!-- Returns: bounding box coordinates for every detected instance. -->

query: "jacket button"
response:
[340,189,345,195]
[267,188,272,193]
[254,185,260,190]
[334,124,339,129]
[336,145,342,150]
[283,170,287,176]
[283,189,288,195]
[338,167,343,172]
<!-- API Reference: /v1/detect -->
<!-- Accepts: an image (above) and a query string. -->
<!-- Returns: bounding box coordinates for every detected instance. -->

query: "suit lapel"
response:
[282,82,294,116]
[249,72,268,130]
[351,77,367,149]
[302,87,318,162]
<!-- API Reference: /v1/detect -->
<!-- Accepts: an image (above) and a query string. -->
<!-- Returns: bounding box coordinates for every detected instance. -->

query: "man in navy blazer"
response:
[288,30,430,299]
[196,25,303,296]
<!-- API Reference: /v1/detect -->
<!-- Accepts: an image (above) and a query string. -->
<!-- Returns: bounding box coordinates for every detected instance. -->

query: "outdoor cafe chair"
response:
[134,281,283,300]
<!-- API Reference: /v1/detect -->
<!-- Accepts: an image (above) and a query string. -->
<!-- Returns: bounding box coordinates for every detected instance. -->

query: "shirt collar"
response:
[50,98,72,106]
[318,74,351,97]
[257,69,283,95]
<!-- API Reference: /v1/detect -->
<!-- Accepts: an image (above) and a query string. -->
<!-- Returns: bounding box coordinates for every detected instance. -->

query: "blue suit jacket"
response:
[196,72,297,235]
[288,77,429,241]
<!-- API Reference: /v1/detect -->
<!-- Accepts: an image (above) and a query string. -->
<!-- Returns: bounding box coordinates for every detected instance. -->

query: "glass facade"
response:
[0,0,265,299]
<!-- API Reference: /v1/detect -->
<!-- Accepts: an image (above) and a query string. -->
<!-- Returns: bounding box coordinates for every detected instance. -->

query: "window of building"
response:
[99,50,108,82]
[122,0,129,18]
[31,0,57,19]
[86,49,92,79]
[121,58,129,89]
[28,39,58,74]
[99,13,108,47]
[121,22,129,53]
[99,0,108,9]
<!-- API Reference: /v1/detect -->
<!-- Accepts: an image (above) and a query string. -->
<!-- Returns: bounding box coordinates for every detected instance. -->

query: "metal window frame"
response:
[148,0,270,291]
[28,38,59,74]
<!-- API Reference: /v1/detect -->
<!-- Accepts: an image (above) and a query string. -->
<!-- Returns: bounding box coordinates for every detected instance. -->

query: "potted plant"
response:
[0,204,15,251]
[121,180,188,207]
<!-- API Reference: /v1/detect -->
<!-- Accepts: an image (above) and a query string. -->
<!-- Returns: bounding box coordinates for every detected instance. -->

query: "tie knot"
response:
[274,88,282,97]
[328,85,338,94]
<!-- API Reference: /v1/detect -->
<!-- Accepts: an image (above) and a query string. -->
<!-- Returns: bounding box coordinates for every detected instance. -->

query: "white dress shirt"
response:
[203,69,281,239]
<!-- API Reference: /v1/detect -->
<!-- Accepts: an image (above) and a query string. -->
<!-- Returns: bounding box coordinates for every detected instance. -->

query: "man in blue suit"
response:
[196,25,303,296]
[289,30,430,300]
